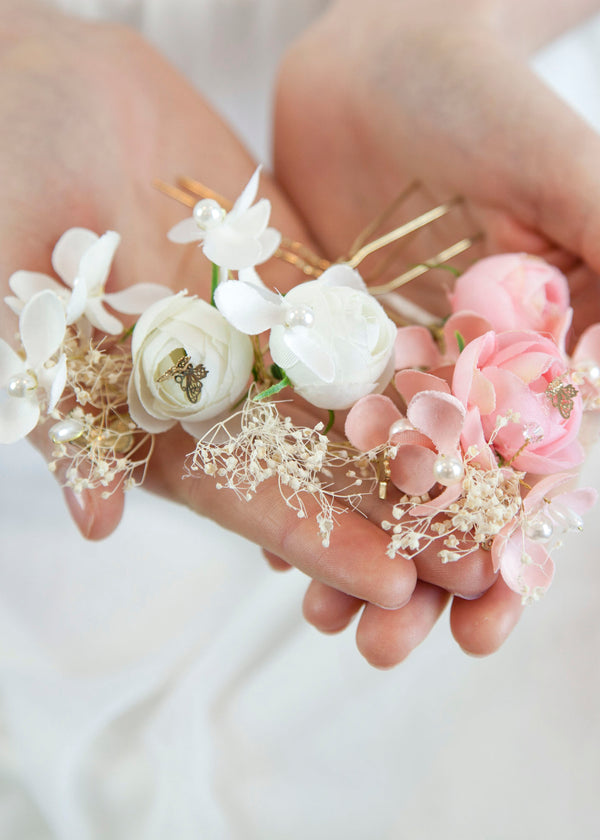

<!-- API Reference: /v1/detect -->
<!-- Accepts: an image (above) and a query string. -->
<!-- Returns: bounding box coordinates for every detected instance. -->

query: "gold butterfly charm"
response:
[156,350,208,404]
[545,377,578,420]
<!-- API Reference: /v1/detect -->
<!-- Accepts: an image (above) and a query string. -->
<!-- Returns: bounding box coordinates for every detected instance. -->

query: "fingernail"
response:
[63,487,94,538]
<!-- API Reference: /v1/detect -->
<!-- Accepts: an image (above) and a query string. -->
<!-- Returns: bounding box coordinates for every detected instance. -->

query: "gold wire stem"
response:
[369,235,481,296]
[176,176,232,210]
[279,237,331,271]
[153,179,197,208]
[347,197,463,269]
[347,181,420,259]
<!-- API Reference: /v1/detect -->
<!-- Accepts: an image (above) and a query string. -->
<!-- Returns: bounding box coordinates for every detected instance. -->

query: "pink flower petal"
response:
[573,322,600,365]
[443,311,492,356]
[345,394,401,450]
[497,532,555,598]
[394,326,441,370]
[390,445,437,495]
[395,370,450,403]
[407,390,465,453]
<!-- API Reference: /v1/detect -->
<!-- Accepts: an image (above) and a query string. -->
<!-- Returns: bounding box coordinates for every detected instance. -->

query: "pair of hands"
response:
[3,0,600,666]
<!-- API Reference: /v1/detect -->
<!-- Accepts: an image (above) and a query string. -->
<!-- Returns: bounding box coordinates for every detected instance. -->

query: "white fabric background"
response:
[0,3,599,838]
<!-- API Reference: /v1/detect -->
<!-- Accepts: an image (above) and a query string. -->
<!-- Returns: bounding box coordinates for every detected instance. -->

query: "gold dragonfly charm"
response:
[156,350,208,404]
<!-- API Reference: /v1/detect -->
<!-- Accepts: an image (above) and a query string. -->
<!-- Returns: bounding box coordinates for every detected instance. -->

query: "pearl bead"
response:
[192,198,225,230]
[7,372,37,398]
[49,419,85,444]
[524,515,554,542]
[389,418,413,437]
[432,454,464,486]
[285,305,315,328]
[587,364,600,383]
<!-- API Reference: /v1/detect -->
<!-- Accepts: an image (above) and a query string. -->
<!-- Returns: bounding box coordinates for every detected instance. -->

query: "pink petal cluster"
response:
[450,253,572,348]
[492,473,596,600]
[453,330,584,474]
[345,371,465,507]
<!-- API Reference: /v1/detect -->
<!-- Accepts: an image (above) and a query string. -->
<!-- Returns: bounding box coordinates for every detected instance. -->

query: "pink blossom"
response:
[345,383,465,502]
[492,473,596,600]
[452,330,584,474]
[450,253,572,348]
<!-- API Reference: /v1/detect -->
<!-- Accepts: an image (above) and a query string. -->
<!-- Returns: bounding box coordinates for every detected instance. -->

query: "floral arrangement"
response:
[2,168,599,604]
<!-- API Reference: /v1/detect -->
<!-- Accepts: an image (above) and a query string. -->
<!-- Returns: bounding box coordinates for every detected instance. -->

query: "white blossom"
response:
[167,167,281,271]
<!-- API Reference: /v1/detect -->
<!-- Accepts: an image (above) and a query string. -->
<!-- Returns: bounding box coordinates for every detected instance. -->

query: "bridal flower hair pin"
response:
[2,168,599,604]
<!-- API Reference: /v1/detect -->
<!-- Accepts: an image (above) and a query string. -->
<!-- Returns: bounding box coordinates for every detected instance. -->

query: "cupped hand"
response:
[0,2,417,611]
[273,0,600,661]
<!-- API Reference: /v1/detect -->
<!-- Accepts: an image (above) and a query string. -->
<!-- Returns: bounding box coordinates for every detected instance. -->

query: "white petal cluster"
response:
[127,292,254,438]
[6,228,170,336]
[215,263,396,409]
[0,291,67,443]
[167,167,281,271]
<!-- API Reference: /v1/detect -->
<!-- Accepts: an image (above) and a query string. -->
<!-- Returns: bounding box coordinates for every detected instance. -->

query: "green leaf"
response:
[324,409,335,434]
[210,262,219,307]
[455,330,465,353]
[253,374,291,401]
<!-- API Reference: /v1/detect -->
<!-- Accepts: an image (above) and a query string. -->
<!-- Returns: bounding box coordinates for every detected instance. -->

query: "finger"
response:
[356,581,449,669]
[450,576,524,656]
[303,580,363,633]
[414,545,497,599]
[262,549,292,572]
[62,484,125,541]
[147,428,418,608]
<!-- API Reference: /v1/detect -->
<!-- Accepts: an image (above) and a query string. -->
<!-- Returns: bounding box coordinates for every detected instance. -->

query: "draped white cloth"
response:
[0,3,599,837]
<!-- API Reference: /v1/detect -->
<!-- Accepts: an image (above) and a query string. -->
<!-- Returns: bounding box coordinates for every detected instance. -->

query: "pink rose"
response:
[452,330,584,474]
[450,254,572,347]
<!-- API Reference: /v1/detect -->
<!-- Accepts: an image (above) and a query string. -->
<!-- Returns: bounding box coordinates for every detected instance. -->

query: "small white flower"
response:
[6,228,170,335]
[127,292,254,438]
[214,264,396,409]
[167,167,281,271]
[0,290,67,443]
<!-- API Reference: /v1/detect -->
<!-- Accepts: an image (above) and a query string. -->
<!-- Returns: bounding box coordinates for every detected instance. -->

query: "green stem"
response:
[210,263,219,306]
[253,375,291,401]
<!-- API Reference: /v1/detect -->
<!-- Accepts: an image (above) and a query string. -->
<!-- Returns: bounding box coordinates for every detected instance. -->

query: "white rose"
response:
[214,264,396,409]
[127,293,254,437]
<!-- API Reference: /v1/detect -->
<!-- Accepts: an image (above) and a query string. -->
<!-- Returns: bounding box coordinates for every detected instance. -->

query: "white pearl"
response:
[192,198,225,230]
[7,372,37,397]
[587,364,600,383]
[285,305,315,328]
[432,454,464,486]
[524,515,554,542]
[389,418,413,437]
[49,419,85,444]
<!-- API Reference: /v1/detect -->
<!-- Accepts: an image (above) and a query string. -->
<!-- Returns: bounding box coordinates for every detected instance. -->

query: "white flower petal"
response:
[0,339,25,387]
[318,264,367,291]
[167,217,205,244]
[203,227,262,270]
[229,199,270,238]
[66,275,88,324]
[46,353,68,412]
[9,270,64,301]
[238,267,268,288]
[4,296,23,316]
[84,299,124,335]
[127,372,177,434]
[282,329,335,382]
[104,283,171,314]
[20,291,66,368]
[256,228,282,264]
[0,395,40,443]
[229,166,261,219]
[214,280,283,334]
[77,231,120,294]
[52,228,99,287]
